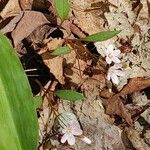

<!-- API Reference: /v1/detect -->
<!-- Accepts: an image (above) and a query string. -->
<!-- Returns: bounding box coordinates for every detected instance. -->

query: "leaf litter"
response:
[0,0,150,149]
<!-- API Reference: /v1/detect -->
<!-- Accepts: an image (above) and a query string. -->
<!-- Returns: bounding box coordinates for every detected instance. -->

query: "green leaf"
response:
[0,32,38,150]
[80,30,121,42]
[54,0,70,22]
[33,96,42,109]
[55,90,85,101]
[51,46,71,56]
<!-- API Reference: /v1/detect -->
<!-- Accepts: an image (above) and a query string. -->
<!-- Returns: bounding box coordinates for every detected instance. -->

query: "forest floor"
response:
[0,0,150,150]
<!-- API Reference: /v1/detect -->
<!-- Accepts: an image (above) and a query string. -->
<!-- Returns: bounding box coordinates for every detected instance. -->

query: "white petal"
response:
[113,49,121,56]
[111,73,119,85]
[61,134,68,143]
[68,135,75,145]
[112,63,122,69]
[106,44,114,54]
[107,72,111,81]
[81,136,92,144]
[72,127,83,136]
[114,70,125,77]
[112,57,121,63]
[106,56,112,64]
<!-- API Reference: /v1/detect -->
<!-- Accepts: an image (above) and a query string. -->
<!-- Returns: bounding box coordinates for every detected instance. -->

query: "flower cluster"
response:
[105,44,124,85]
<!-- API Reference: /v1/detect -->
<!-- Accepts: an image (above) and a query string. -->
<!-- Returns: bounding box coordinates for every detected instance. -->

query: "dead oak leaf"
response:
[103,78,150,125]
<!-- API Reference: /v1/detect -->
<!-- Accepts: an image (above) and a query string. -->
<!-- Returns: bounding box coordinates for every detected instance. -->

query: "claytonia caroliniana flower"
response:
[107,63,125,85]
[61,122,83,145]
[105,44,121,64]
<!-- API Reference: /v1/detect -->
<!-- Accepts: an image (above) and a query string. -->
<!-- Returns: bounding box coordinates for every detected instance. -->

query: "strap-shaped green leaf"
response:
[55,90,85,101]
[0,32,38,150]
[51,46,71,56]
[54,0,70,22]
[80,30,121,42]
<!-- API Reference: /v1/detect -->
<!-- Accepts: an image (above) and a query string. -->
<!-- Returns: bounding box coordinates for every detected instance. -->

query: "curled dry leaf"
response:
[102,78,150,125]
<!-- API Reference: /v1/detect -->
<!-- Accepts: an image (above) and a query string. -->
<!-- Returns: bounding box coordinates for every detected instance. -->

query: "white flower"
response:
[105,44,121,64]
[81,136,92,144]
[107,64,125,85]
[61,122,83,145]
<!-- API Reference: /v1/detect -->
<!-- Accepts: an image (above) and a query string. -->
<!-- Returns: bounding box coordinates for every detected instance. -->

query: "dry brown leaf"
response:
[63,50,92,88]
[120,78,150,96]
[39,38,64,59]
[103,78,150,125]
[1,12,24,33]
[19,0,33,10]
[46,38,64,51]
[44,56,65,85]
[11,11,49,47]
[104,94,133,126]
[0,0,21,19]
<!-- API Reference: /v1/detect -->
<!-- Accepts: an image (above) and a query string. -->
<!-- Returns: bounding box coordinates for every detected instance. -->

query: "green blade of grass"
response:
[0,32,38,150]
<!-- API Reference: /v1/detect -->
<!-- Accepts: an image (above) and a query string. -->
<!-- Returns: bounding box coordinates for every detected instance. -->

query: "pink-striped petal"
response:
[114,70,125,76]
[68,135,75,145]
[112,57,121,64]
[107,72,111,81]
[106,44,114,54]
[72,127,83,136]
[61,134,68,143]
[106,56,112,64]
[113,49,121,56]
[111,73,119,85]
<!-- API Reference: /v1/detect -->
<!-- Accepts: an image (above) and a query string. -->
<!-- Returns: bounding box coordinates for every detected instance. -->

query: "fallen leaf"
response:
[63,50,92,88]
[120,78,150,96]
[39,38,64,59]
[104,94,133,126]
[102,78,150,125]
[70,21,87,38]
[1,12,24,33]
[19,0,33,10]
[44,56,65,84]
[46,38,64,51]
[0,0,21,19]
[11,11,49,47]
